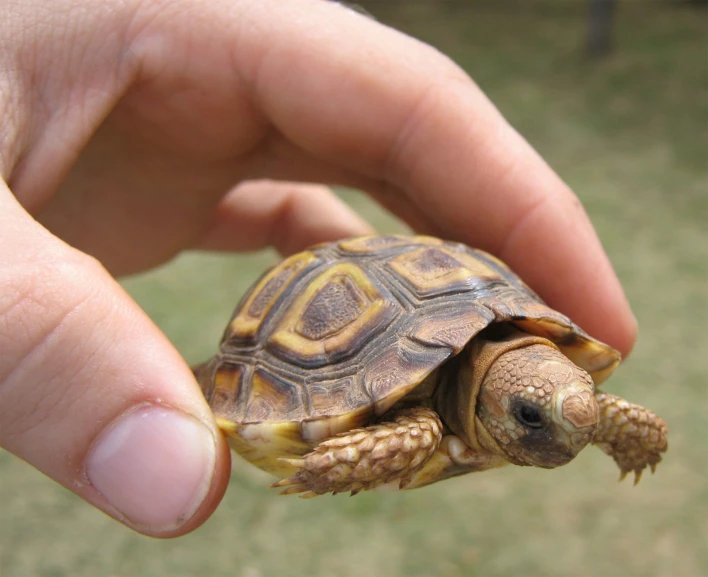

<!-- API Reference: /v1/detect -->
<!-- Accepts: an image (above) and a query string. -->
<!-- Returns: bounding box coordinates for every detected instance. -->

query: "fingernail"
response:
[86,404,216,532]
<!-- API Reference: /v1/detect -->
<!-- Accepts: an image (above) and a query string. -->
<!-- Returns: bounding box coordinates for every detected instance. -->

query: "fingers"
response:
[0,184,230,537]
[234,0,636,356]
[3,0,635,356]
[194,180,374,255]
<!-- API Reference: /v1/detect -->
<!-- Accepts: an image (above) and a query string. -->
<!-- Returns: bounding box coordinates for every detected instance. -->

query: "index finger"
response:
[234,0,636,357]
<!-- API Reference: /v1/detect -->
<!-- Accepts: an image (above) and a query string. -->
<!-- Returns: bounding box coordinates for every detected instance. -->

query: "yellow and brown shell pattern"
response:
[198,235,620,477]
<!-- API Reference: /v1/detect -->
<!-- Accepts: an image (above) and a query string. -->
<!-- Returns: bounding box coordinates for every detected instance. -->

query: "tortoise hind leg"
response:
[593,392,668,484]
[271,407,443,497]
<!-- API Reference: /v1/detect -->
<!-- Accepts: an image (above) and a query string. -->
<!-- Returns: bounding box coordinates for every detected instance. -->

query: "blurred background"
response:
[1,1,706,576]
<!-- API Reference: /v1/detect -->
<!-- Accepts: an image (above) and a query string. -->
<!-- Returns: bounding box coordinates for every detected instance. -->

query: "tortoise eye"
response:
[515,404,544,429]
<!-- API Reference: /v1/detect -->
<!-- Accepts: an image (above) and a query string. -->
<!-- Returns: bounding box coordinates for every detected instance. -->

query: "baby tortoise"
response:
[195,235,667,497]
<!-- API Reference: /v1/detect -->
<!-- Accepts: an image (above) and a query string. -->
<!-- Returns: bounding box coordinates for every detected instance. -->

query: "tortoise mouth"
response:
[526,449,576,469]
[516,426,580,468]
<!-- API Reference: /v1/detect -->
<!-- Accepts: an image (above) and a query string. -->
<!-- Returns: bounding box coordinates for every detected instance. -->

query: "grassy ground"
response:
[2,2,706,576]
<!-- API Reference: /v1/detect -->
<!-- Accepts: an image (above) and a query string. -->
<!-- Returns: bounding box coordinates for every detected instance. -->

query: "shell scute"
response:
[267,262,400,368]
[407,300,495,354]
[208,361,248,422]
[225,250,321,346]
[296,274,368,340]
[364,339,452,415]
[338,234,443,254]
[243,368,307,423]
[307,377,371,418]
[388,245,501,299]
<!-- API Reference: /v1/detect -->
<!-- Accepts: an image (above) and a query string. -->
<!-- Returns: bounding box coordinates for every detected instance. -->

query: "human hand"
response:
[0,0,635,537]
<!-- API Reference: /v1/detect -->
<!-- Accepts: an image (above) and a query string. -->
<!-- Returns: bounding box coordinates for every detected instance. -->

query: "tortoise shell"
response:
[200,235,620,455]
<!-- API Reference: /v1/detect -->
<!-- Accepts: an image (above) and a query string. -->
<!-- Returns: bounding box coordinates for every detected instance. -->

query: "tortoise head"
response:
[475,344,599,468]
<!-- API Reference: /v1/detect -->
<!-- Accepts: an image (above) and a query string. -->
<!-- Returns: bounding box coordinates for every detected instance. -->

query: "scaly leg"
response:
[271,407,443,497]
[593,392,668,484]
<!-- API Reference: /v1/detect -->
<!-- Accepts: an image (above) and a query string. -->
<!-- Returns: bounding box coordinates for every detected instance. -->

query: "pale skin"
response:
[0,0,636,537]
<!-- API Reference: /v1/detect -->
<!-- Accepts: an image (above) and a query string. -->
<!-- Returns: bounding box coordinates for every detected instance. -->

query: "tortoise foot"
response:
[270,407,442,497]
[593,392,668,485]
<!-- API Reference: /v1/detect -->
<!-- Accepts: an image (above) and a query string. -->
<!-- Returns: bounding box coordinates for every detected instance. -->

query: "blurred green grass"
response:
[1,2,706,576]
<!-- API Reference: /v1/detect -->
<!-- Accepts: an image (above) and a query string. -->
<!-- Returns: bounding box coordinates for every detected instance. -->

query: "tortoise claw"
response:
[618,466,646,485]
[269,459,310,491]
[269,476,296,489]
[271,460,325,497]
[275,485,305,495]
[276,457,306,469]
[298,491,319,499]
[272,480,321,499]
[633,469,643,486]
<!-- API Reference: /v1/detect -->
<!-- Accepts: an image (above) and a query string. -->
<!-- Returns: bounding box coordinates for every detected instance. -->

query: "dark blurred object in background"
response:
[586,0,617,57]
[357,0,707,60]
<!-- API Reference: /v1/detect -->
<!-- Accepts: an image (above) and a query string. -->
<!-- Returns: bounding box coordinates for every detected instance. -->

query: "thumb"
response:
[0,184,230,537]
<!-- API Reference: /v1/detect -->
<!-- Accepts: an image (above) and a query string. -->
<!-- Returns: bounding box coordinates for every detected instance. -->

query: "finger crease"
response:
[497,192,554,264]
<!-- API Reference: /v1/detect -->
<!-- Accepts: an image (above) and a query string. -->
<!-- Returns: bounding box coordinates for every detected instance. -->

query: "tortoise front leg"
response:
[271,407,443,497]
[593,392,668,484]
